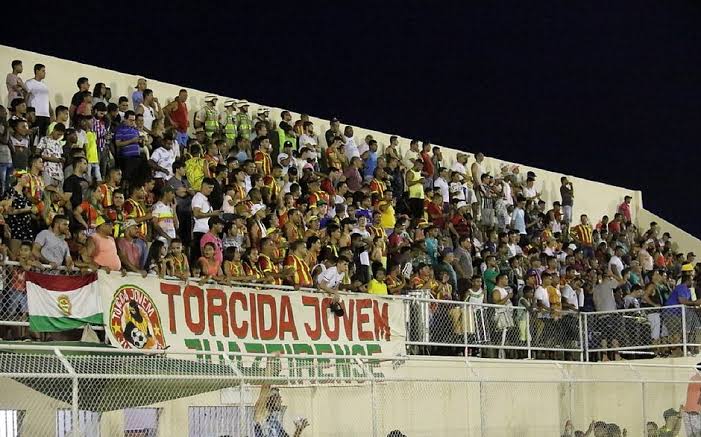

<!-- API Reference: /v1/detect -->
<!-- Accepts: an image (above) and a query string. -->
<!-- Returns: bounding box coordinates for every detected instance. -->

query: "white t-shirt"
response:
[523,185,538,199]
[560,284,579,308]
[150,146,175,180]
[507,243,523,258]
[344,137,360,160]
[191,192,213,233]
[534,286,551,309]
[609,256,624,277]
[152,201,176,241]
[299,134,317,150]
[317,266,345,289]
[451,161,467,175]
[358,141,369,157]
[140,103,156,130]
[25,79,50,117]
[433,177,450,203]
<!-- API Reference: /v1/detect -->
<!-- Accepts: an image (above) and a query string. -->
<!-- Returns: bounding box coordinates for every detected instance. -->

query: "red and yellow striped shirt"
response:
[254,151,272,176]
[571,224,593,246]
[285,254,313,287]
[257,253,282,285]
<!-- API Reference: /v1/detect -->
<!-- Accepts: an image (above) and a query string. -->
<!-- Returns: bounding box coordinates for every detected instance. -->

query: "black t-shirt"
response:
[70,91,84,109]
[63,174,89,209]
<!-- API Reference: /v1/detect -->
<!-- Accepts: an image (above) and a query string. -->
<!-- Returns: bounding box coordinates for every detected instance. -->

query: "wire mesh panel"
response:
[0,409,24,437]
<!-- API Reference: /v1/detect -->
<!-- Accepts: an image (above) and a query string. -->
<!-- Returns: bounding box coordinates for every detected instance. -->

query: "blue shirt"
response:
[511,207,526,234]
[665,283,691,315]
[363,151,378,178]
[131,90,143,109]
[115,124,140,157]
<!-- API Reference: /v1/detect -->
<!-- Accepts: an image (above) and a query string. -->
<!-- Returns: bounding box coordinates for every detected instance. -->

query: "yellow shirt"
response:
[85,131,99,164]
[368,279,388,296]
[378,201,396,229]
[546,286,562,311]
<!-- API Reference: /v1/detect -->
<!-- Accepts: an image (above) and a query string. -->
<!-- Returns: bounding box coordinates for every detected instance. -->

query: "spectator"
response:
[152,185,178,246]
[200,217,224,265]
[85,216,121,272]
[149,132,176,183]
[114,110,142,185]
[132,78,147,109]
[24,63,51,138]
[32,214,72,268]
[69,77,90,122]
[191,177,219,261]
[117,219,146,275]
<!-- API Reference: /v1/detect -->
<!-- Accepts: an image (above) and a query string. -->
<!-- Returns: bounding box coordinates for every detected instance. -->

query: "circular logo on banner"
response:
[109,284,167,350]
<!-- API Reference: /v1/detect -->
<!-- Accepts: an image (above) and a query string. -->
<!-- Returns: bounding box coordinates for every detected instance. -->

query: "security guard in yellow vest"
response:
[219,99,238,146]
[235,99,252,140]
[196,95,219,138]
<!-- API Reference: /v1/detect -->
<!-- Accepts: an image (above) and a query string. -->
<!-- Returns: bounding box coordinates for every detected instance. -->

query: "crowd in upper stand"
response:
[2,59,700,359]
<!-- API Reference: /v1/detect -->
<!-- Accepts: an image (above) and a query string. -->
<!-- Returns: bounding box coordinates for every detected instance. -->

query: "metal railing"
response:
[2,260,701,361]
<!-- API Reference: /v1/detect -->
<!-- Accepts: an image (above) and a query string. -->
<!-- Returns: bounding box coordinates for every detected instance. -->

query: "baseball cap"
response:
[95,216,112,227]
[277,153,290,163]
[124,219,139,229]
[526,269,539,278]
[204,95,218,103]
[682,263,694,272]
[330,117,340,123]
[527,171,536,178]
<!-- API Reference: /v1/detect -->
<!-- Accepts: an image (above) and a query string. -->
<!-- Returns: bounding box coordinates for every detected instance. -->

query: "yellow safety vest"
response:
[204,106,218,137]
[408,169,424,199]
[236,112,252,139]
[222,111,237,142]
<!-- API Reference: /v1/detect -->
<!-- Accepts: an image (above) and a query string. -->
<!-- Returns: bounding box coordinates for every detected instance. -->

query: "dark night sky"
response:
[3,2,701,235]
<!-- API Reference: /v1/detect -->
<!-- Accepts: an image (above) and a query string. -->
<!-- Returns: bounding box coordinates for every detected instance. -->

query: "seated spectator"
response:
[85,216,121,272]
[117,219,146,275]
[32,214,72,268]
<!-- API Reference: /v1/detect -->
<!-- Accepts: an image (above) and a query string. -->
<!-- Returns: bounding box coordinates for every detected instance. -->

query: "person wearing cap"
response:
[254,106,270,128]
[194,95,219,138]
[219,99,238,146]
[85,215,121,272]
[235,99,252,139]
[116,219,146,275]
[152,185,178,246]
[325,117,341,146]
[131,78,147,109]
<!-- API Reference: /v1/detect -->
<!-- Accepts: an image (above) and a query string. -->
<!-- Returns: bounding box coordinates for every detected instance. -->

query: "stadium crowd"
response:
[2,59,701,360]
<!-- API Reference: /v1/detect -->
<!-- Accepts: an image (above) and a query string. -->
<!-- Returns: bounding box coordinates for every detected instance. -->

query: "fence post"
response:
[683,305,688,357]
[479,381,486,436]
[239,376,245,437]
[583,313,589,362]
[370,373,378,437]
[463,301,469,362]
[55,349,80,437]
[526,309,532,360]
[578,312,585,362]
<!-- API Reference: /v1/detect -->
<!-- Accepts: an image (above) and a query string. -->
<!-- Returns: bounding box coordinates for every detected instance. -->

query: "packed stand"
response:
[0,60,699,360]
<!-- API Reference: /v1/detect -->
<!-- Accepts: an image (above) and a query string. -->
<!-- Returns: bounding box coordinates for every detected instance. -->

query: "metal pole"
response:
[583,313,589,362]
[683,306,688,356]
[641,381,647,436]
[238,376,245,437]
[55,349,80,437]
[578,312,584,362]
[370,378,378,437]
[526,309,532,360]
[463,302,469,362]
[479,381,486,436]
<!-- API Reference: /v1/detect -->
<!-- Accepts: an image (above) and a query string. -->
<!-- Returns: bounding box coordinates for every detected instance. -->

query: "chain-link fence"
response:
[1,345,700,436]
[404,296,584,359]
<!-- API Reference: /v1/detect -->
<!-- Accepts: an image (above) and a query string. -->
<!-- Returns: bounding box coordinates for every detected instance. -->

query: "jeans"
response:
[0,163,12,195]
[176,131,189,147]
[86,163,102,183]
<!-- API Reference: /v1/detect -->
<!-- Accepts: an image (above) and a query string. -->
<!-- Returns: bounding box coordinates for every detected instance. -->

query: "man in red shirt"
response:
[426,192,446,228]
[618,195,632,223]
[420,141,434,188]
[163,89,189,147]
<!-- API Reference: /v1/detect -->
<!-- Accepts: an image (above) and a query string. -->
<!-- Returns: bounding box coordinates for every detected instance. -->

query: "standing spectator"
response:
[152,185,178,246]
[560,176,574,227]
[9,118,30,173]
[69,77,90,122]
[235,100,252,140]
[63,156,89,210]
[135,89,161,132]
[191,178,219,262]
[6,60,27,103]
[285,240,313,288]
[114,110,142,185]
[570,214,594,257]
[149,134,176,184]
[167,161,194,248]
[91,83,109,106]
[24,63,52,139]
[37,123,65,186]
[325,117,341,146]
[343,126,360,161]
[433,167,450,207]
[0,105,11,195]
[47,105,69,137]
[5,175,35,255]
[117,219,146,275]
[163,89,189,147]
[406,158,425,219]
[84,216,120,272]
[618,195,632,224]
[32,215,72,268]
[200,217,225,266]
[343,157,363,192]
[98,168,122,208]
[131,78,147,109]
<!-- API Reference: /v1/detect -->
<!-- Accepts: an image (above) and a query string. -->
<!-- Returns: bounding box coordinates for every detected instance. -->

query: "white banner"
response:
[99,272,406,360]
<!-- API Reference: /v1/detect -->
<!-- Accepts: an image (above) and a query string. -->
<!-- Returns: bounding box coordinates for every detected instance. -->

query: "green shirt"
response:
[483,268,499,303]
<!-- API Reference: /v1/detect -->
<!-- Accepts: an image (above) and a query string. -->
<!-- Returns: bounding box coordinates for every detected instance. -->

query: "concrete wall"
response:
[1,356,699,437]
[1,44,698,253]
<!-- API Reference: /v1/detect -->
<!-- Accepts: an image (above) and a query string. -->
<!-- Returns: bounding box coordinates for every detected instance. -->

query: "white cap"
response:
[251,204,266,216]
[258,106,270,114]
[237,99,250,108]
[277,153,290,163]
[224,99,237,107]
[204,95,218,103]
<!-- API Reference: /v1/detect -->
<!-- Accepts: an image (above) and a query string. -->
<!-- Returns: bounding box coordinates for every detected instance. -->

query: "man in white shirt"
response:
[24,63,52,139]
[534,281,551,319]
[191,178,220,262]
[358,134,373,157]
[433,167,450,207]
[608,247,625,279]
[451,153,469,177]
[298,121,317,150]
[343,126,360,161]
[149,139,176,182]
[317,256,350,303]
[506,231,523,257]
[152,185,178,245]
[402,139,421,169]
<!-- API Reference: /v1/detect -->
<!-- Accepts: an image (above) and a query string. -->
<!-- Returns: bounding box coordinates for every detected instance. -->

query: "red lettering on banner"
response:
[278,295,298,340]
[160,282,181,334]
[183,285,205,335]
[321,297,340,341]
[207,288,229,337]
[249,292,258,339]
[372,300,390,341]
[302,295,321,340]
[257,294,277,340]
[341,299,355,340]
[228,292,248,338]
[356,299,373,341]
